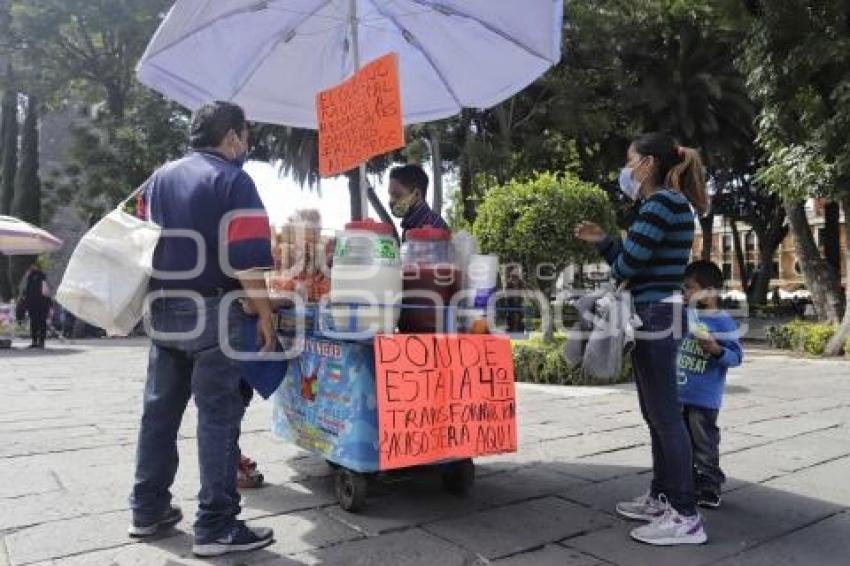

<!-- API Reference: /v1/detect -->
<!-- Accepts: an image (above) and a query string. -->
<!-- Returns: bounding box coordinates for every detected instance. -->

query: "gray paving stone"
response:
[0,486,130,531]
[0,467,61,499]
[325,474,483,536]
[1,538,9,566]
[252,510,362,557]
[567,481,844,566]
[470,465,590,507]
[239,478,338,518]
[5,510,140,565]
[3,341,850,565]
[288,528,476,566]
[761,457,850,507]
[559,471,651,514]
[722,432,850,482]
[492,544,606,566]
[424,496,613,559]
[711,511,850,566]
[50,532,300,566]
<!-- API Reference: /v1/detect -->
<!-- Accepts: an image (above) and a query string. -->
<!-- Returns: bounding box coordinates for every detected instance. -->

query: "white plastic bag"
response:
[57,195,160,336]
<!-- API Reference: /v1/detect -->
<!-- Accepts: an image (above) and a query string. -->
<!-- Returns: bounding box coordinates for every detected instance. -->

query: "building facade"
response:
[693,200,847,291]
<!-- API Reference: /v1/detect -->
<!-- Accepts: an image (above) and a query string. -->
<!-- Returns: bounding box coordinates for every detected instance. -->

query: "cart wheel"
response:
[442,459,475,495]
[335,469,368,512]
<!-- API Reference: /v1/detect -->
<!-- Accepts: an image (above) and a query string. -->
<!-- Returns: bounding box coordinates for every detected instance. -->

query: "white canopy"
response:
[137,0,564,129]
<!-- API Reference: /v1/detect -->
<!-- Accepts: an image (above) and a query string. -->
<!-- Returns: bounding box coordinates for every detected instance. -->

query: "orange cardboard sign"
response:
[374,334,517,470]
[317,53,404,178]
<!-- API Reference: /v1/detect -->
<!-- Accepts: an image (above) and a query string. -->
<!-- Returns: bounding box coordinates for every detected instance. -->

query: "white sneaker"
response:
[615,491,666,522]
[630,497,708,546]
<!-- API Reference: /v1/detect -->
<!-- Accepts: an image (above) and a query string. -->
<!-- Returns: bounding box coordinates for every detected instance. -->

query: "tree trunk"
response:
[730,220,749,295]
[785,200,843,323]
[699,213,714,261]
[749,241,775,306]
[428,125,443,215]
[346,168,363,221]
[9,95,40,291]
[105,82,126,120]
[824,200,842,284]
[542,283,555,343]
[0,77,17,301]
[459,110,477,224]
[825,194,850,355]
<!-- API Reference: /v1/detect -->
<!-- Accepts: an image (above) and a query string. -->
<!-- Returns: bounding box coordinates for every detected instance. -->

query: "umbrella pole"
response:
[349,0,369,220]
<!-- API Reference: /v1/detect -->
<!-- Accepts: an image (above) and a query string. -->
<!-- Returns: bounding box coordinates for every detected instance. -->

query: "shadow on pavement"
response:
[135,457,848,565]
[0,346,85,357]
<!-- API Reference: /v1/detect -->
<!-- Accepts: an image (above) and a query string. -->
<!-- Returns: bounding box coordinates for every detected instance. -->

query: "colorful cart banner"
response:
[273,338,380,472]
[374,334,517,470]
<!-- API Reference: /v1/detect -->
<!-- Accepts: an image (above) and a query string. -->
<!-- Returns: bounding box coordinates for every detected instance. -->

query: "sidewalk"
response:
[1,341,848,565]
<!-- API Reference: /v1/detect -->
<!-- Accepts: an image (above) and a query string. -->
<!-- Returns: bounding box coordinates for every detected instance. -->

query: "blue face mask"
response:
[618,167,641,200]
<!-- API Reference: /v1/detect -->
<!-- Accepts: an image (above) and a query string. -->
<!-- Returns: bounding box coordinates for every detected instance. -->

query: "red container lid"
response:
[344,218,394,235]
[406,225,451,241]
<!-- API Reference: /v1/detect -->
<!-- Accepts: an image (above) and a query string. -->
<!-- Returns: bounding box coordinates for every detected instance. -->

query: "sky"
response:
[245,160,449,234]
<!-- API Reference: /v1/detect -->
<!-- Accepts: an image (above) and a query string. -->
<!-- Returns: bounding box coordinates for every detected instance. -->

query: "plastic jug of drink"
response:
[329,219,401,334]
[399,226,460,333]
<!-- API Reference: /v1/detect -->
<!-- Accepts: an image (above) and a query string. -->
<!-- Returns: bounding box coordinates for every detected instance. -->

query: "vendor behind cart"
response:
[388,164,448,241]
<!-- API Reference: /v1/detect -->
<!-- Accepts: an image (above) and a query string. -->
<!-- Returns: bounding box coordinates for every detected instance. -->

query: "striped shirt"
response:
[401,200,449,241]
[597,189,695,303]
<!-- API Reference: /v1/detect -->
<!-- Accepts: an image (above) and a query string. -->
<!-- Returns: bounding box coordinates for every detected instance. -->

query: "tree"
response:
[712,167,788,304]
[9,94,38,287]
[49,88,189,219]
[9,0,172,120]
[472,172,616,342]
[741,0,849,329]
[0,68,17,300]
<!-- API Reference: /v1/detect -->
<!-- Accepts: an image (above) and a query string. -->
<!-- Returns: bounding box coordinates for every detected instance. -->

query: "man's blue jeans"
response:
[130,295,248,542]
[633,302,697,516]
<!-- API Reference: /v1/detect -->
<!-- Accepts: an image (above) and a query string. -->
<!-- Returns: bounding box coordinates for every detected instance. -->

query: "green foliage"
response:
[512,337,632,386]
[8,0,173,115]
[48,89,189,218]
[741,0,850,199]
[767,320,838,356]
[472,172,615,294]
[845,337,850,361]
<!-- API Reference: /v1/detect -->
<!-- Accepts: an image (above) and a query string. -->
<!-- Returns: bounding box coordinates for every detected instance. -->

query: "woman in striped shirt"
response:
[576,133,709,546]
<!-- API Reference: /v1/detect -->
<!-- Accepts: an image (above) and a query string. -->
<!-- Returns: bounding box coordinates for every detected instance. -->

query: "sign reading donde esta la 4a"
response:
[374,334,517,470]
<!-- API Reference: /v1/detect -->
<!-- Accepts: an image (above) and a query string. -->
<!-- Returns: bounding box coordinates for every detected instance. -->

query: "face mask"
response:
[618,167,641,200]
[390,192,419,218]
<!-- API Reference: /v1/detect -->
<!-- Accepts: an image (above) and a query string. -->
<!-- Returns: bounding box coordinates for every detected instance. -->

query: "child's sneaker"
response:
[616,491,666,522]
[128,505,183,538]
[698,490,721,509]
[193,522,274,557]
[630,497,707,546]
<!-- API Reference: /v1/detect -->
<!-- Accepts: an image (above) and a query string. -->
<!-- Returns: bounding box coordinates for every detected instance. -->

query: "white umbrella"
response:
[137,1,564,129]
[0,216,63,255]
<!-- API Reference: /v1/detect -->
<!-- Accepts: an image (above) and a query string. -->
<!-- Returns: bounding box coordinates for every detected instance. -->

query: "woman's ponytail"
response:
[667,146,708,215]
[632,133,709,215]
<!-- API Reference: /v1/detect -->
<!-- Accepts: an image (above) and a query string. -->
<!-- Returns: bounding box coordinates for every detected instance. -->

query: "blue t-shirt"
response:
[139,150,273,294]
[677,310,743,410]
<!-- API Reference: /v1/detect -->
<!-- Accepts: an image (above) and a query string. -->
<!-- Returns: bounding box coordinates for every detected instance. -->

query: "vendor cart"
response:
[270,304,515,512]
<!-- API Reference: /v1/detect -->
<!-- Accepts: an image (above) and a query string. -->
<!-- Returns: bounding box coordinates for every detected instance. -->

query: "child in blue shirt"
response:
[678,261,743,509]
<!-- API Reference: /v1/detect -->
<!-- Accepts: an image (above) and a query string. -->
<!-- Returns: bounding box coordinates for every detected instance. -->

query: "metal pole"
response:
[349,0,369,220]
